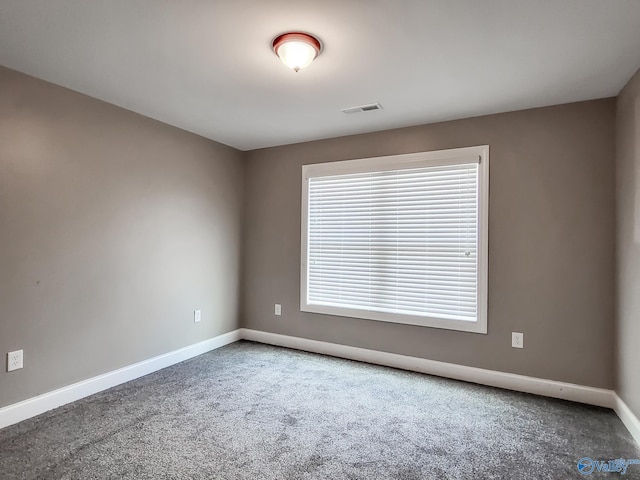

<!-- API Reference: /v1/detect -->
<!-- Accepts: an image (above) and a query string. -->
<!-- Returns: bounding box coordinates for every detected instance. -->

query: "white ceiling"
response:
[1,1,640,151]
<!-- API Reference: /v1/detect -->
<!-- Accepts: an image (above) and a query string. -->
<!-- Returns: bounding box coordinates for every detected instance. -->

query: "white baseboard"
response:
[614,395,640,446]
[3,327,635,448]
[0,329,241,430]
[240,328,615,409]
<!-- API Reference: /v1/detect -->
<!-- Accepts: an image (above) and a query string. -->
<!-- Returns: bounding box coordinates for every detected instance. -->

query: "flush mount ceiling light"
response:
[272,32,322,72]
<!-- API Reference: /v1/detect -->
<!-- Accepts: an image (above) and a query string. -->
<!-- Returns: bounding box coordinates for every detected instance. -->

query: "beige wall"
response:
[0,63,622,409]
[243,99,616,389]
[0,67,245,408]
[616,67,640,417]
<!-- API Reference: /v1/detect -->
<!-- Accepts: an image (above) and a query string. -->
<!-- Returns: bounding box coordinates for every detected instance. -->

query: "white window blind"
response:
[301,146,489,333]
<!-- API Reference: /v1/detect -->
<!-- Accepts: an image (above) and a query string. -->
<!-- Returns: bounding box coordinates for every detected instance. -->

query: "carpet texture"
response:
[1,341,638,479]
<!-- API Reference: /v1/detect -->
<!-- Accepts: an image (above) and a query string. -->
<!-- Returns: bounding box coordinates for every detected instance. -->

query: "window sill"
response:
[301,303,488,334]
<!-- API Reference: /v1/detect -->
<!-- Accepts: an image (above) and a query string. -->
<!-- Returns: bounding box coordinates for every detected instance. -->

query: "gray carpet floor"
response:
[0,341,638,479]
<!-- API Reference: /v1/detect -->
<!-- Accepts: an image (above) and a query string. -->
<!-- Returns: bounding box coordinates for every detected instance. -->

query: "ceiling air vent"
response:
[341,103,383,114]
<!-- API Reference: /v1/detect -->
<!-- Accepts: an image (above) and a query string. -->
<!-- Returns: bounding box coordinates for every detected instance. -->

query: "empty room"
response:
[1,1,640,478]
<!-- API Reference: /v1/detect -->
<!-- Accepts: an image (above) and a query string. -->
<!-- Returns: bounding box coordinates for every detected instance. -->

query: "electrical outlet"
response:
[512,332,524,349]
[275,304,282,316]
[194,309,201,323]
[7,350,23,372]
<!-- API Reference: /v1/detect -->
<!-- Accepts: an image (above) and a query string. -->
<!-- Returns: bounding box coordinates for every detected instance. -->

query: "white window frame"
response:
[300,145,489,334]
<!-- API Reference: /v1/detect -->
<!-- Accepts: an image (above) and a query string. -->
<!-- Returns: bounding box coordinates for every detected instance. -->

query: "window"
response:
[301,146,489,333]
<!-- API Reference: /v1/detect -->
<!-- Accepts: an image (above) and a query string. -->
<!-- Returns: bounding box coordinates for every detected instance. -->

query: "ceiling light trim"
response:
[272,32,322,72]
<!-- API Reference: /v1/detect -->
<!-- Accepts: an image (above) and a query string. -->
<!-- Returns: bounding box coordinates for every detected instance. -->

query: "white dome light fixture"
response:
[272,32,322,72]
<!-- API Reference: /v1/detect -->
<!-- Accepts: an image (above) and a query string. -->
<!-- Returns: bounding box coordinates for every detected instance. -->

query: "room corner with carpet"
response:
[1,341,639,480]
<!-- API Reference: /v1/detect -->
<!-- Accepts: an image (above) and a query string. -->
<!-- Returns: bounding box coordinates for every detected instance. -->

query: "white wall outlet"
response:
[512,332,524,349]
[7,350,23,372]
[194,309,201,323]
[275,304,282,316]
